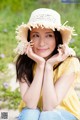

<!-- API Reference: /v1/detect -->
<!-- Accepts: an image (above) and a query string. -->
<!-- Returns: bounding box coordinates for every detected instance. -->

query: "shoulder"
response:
[57,57,80,75]
[61,57,80,75]
[62,56,80,67]
[53,57,80,83]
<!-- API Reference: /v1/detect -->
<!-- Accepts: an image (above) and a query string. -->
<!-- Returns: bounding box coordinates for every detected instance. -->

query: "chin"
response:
[38,54,51,59]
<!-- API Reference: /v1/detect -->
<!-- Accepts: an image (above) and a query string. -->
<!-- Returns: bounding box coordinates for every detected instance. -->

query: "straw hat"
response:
[14,8,76,55]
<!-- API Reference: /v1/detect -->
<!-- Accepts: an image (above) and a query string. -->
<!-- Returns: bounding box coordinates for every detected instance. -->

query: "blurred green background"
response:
[0,0,80,109]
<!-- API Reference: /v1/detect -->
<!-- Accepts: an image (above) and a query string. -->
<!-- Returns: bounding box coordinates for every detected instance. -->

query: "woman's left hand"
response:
[46,44,76,66]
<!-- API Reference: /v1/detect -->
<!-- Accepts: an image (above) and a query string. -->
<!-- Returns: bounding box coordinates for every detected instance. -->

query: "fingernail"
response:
[58,44,62,49]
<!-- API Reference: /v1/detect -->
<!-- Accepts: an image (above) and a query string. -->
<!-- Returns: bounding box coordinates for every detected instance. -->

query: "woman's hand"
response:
[25,40,45,66]
[46,44,76,66]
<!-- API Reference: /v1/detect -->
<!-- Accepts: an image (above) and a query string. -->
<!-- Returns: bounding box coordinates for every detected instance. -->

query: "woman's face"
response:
[30,27,56,60]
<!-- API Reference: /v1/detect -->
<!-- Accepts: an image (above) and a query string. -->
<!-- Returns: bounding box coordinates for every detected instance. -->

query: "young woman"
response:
[14,8,80,120]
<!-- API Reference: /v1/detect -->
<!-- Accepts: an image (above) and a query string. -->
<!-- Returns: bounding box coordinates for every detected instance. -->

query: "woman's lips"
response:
[37,48,48,52]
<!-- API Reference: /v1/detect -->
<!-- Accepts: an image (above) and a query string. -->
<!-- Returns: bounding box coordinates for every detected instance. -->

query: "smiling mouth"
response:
[37,48,48,52]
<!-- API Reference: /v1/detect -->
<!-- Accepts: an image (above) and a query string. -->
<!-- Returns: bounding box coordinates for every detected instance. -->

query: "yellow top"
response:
[18,57,80,120]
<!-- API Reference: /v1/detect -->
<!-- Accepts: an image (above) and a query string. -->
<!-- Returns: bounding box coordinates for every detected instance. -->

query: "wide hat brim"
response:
[16,22,76,44]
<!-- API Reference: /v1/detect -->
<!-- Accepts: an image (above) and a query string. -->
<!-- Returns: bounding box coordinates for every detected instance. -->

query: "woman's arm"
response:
[19,43,45,109]
[20,64,45,109]
[42,45,76,111]
[42,62,74,111]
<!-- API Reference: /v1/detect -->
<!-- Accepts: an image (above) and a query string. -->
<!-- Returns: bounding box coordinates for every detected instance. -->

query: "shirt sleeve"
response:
[61,57,80,85]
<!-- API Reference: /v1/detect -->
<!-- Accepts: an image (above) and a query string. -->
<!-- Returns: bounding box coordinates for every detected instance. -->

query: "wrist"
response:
[37,62,45,69]
[45,62,53,70]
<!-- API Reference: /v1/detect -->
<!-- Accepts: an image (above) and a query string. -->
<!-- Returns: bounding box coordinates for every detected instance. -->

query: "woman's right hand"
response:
[25,40,45,66]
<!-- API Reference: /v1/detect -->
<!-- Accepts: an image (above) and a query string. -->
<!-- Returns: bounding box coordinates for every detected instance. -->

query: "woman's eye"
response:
[46,34,53,38]
[32,34,39,38]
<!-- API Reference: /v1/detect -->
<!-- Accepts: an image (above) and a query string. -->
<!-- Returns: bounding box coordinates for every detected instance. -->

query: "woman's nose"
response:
[39,38,45,46]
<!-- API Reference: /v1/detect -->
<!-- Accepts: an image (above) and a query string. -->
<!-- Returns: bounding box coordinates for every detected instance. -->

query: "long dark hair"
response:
[16,29,63,84]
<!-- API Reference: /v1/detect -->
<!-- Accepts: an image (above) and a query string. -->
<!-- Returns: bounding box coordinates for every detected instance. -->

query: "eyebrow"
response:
[45,32,53,34]
[31,32,39,34]
[31,32,53,34]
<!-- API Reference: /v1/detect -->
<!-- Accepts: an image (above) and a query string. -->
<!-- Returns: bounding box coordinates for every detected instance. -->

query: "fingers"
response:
[24,40,34,54]
[30,40,34,47]
[58,44,64,55]
[57,44,69,61]
[57,43,76,62]
[61,44,76,56]
[25,40,45,64]
[58,44,69,56]
[47,44,76,65]
[58,44,67,54]
[57,48,63,56]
